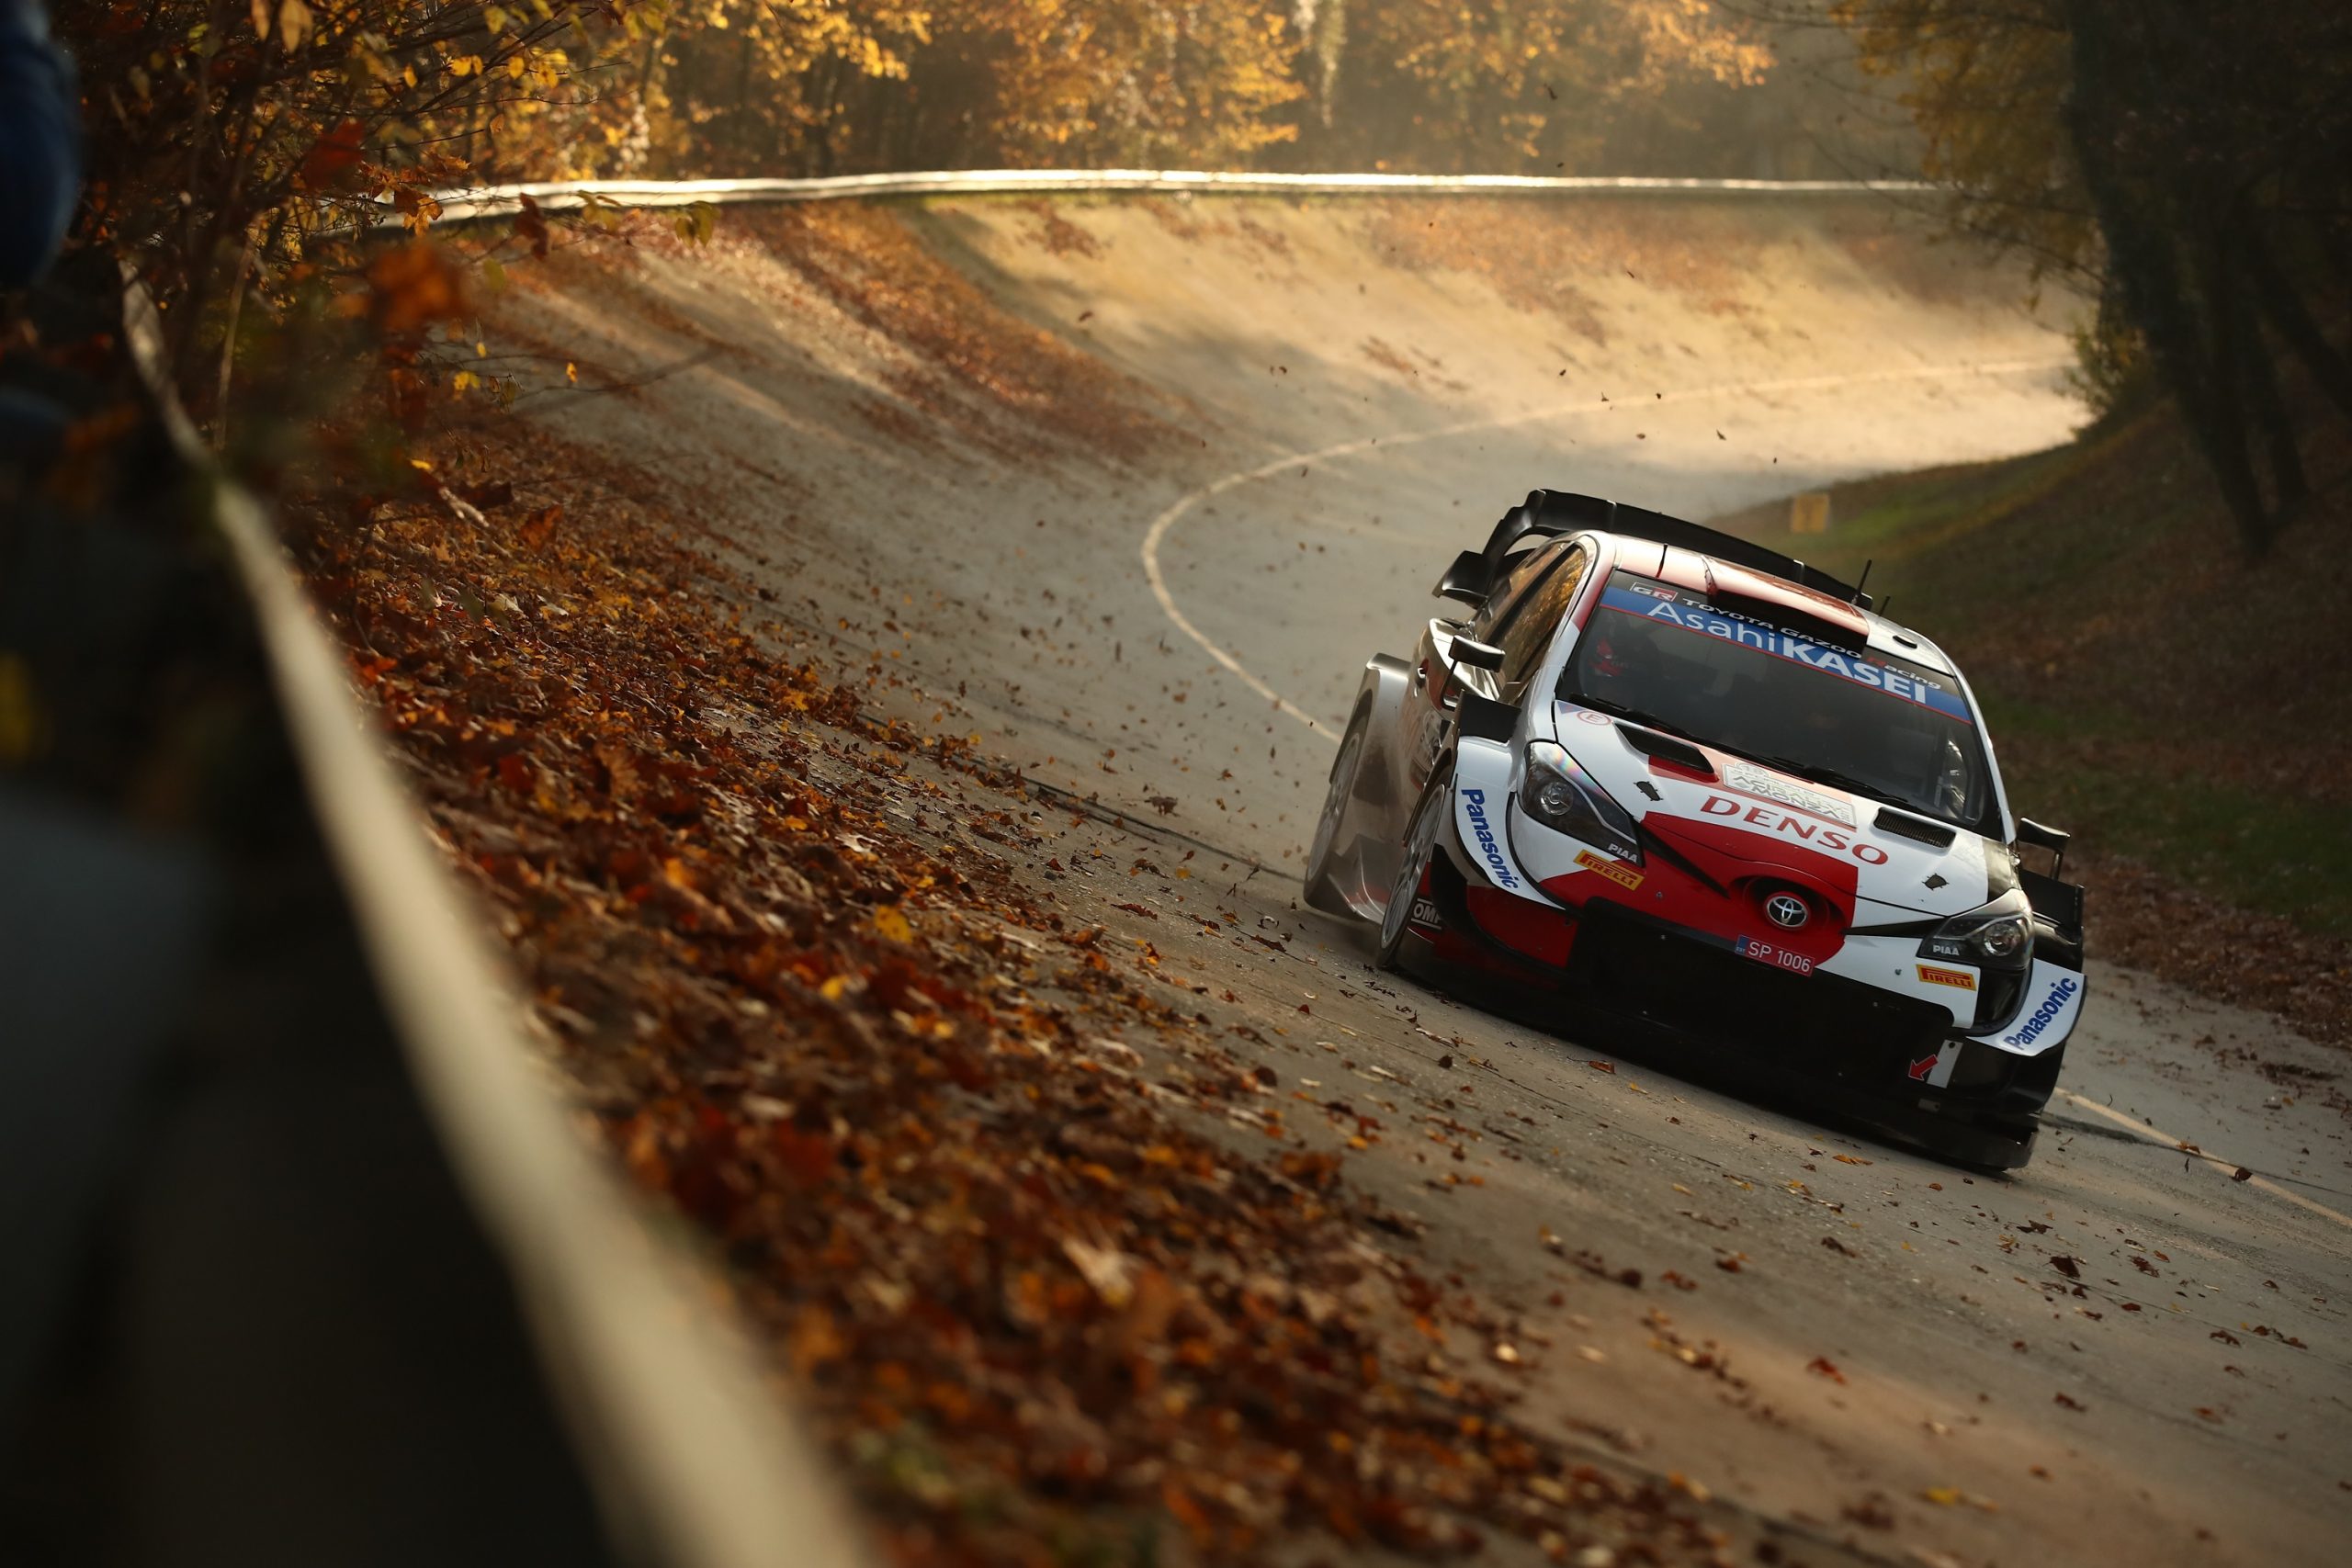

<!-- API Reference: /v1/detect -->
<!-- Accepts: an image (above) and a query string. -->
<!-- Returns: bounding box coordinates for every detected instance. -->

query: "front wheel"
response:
[1376,775,1449,970]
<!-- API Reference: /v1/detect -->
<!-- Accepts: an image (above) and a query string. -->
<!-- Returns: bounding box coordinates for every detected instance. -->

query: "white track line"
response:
[2054,1089,2352,1232]
[1140,355,2069,744]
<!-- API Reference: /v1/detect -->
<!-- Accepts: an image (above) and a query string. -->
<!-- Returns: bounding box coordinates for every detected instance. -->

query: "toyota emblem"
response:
[1763,892,1810,930]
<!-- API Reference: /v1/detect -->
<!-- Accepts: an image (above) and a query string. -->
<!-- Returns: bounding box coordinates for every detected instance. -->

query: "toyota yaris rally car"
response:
[1304,490,2086,1169]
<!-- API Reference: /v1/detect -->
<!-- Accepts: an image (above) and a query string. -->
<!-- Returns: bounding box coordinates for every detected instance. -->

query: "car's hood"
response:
[1548,702,2007,922]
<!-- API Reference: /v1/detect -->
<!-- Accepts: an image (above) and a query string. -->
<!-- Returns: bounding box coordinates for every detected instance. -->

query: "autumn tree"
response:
[1832,0,2352,554]
[818,1,1306,173]
[1287,1,1773,174]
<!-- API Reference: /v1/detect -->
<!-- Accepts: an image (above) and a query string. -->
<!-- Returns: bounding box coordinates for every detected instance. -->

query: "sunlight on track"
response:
[1139,355,2071,747]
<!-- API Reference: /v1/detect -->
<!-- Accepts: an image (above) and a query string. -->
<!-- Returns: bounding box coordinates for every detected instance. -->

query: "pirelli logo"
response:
[1917,964,1977,991]
[1574,850,1644,892]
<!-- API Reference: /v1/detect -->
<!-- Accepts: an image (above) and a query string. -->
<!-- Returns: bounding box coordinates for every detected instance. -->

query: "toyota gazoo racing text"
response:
[1304,490,2086,1169]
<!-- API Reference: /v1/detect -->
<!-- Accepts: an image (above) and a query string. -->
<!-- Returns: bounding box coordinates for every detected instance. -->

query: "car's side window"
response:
[1466,543,1566,646]
[1498,545,1589,692]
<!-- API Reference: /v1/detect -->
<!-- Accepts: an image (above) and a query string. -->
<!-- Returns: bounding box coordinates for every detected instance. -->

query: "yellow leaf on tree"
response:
[276,0,311,51]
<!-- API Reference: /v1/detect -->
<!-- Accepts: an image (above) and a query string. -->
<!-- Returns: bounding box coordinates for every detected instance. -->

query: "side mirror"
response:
[1435,549,1488,606]
[2016,817,2071,876]
[1452,637,1506,672]
[1457,689,1520,743]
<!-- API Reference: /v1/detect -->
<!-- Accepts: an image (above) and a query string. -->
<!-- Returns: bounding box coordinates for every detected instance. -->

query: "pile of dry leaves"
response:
[285,417,1736,1566]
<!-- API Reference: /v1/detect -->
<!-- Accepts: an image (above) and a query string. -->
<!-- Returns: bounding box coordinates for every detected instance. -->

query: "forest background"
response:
[41,0,2352,547]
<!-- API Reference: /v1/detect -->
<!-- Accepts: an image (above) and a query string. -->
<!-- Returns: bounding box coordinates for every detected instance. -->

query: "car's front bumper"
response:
[1409,839,2063,1122]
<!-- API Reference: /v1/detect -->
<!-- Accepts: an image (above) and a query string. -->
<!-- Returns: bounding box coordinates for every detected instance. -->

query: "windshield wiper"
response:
[1566,693,1710,748]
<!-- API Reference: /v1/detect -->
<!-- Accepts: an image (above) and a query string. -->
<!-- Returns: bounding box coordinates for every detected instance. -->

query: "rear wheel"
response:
[1304,701,1370,916]
[1377,775,1449,970]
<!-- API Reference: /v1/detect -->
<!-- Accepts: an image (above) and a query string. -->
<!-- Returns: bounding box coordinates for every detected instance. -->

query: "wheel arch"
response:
[1308,656,1416,920]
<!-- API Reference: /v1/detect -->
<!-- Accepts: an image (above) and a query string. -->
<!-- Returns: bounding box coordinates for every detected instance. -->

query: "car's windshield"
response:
[1560,572,1996,831]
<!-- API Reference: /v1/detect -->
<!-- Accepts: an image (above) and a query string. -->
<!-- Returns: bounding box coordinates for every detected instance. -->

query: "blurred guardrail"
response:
[117,280,870,1568]
[126,169,1925,1566]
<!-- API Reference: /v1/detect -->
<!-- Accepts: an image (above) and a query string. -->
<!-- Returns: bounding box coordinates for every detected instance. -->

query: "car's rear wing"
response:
[1434,489,1873,611]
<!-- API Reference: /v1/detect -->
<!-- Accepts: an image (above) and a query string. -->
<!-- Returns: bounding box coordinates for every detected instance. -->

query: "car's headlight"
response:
[1919,887,2034,970]
[1520,741,1643,863]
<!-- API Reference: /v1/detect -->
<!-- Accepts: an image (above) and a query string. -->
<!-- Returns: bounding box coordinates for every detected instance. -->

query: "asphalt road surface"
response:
[512,193,2351,1563]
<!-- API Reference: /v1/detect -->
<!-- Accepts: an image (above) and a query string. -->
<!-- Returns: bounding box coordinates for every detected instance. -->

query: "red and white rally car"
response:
[1304,490,2086,1168]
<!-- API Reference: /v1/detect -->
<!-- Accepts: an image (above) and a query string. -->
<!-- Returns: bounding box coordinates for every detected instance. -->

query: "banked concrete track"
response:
[499,191,2352,1564]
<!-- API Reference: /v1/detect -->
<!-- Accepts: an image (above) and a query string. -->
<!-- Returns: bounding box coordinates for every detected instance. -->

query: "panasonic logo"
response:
[2003,976,2080,1047]
[1459,787,1521,890]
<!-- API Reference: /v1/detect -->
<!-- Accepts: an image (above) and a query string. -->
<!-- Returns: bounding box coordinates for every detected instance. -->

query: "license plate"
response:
[1735,936,1814,976]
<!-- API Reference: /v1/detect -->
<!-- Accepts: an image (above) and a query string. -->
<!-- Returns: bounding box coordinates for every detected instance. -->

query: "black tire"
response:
[1303,701,1371,917]
[1376,774,1449,970]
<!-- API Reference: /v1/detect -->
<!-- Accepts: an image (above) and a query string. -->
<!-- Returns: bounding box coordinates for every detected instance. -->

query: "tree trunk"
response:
[2239,209,2352,426]
[2214,234,2309,517]
[2064,0,2277,554]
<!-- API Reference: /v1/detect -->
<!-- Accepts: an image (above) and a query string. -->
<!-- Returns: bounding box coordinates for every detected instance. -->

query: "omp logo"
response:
[1917,964,1977,991]
[2003,976,2081,1047]
[1700,795,1891,864]
[1459,787,1521,890]
[1574,849,1643,892]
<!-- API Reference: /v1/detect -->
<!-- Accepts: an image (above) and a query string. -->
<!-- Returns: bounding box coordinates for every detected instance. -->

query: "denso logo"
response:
[1699,795,1890,864]
[1459,787,1521,890]
[2003,976,2080,1047]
